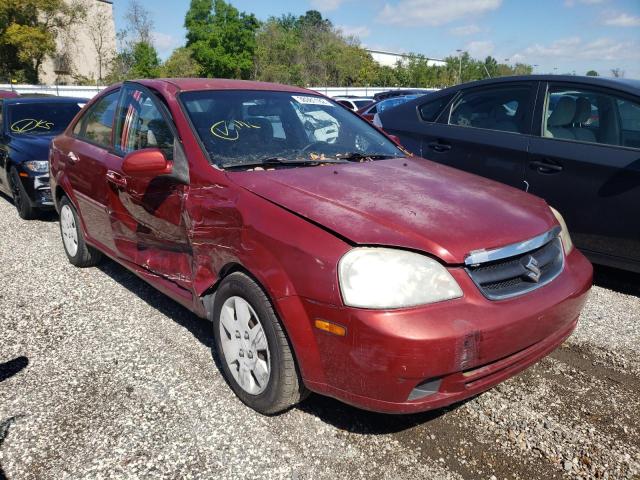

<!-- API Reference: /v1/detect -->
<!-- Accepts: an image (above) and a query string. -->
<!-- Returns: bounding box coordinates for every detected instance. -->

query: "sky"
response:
[114,0,640,78]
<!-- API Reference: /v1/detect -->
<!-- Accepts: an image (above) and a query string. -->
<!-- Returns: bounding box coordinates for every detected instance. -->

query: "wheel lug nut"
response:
[235,331,241,338]
[244,332,249,340]
[247,351,253,359]
[239,349,244,357]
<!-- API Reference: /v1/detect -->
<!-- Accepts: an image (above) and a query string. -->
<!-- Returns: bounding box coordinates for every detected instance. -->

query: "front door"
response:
[419,83,536,190]
[108,84,193,290]
[527,82,640,268]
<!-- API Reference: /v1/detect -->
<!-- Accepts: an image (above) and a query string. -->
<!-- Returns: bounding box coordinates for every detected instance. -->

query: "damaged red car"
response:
[49,79,593,414]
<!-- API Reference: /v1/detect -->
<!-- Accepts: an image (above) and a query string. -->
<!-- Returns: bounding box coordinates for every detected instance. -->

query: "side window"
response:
[448,86,532,134]
[79,90,120,147]
[544,86,640,149]
[115,87,175,159]
[419,94,453,122]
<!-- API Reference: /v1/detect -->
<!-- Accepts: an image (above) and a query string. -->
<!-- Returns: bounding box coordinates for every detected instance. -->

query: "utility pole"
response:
[456,49,463,84]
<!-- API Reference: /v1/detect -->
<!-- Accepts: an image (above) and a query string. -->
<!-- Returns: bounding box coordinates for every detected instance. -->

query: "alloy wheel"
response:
[60,204,79,257]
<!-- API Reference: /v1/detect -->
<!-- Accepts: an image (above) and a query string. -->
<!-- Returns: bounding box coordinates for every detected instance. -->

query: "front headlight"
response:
[23,160,49,173]
[550,207,574,255]
[338,247,463,309]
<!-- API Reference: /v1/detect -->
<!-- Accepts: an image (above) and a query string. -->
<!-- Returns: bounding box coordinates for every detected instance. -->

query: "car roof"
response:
[2,96,87,105]
[438,75,640,95]
[135,78,314,95]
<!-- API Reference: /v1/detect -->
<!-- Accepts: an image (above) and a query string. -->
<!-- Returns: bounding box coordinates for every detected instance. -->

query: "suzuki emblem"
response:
[524,256,541,283]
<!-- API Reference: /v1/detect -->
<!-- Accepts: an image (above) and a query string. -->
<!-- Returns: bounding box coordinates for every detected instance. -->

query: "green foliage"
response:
[185,0,260,79]
[586,70,599,77]
[0,0,85,83]
[161,47,201,77]
[129,41,160,79]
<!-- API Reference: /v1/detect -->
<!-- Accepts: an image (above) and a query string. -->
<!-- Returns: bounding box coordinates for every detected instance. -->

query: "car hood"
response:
[8,134,55,159]
[227,157,557,264]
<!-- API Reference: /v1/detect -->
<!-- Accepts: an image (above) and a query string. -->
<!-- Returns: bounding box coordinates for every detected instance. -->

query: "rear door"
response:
[59,89,120,251]
[526,81,640,268]
[108,83,193,290]
[417,82,537,190]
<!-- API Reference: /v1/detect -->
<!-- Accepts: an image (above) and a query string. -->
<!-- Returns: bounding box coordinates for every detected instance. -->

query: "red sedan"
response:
[49,79,592,414]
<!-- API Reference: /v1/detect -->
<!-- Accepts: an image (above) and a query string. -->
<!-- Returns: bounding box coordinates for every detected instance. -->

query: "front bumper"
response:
[18,171,53,208]
[277,248,592,414]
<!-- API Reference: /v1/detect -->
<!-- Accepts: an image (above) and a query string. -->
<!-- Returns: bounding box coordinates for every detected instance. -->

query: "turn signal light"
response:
[314,319,347,336]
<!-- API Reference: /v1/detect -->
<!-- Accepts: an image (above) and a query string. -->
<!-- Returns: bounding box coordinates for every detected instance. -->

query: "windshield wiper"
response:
[334,152,403,162]
[222,156,347,170]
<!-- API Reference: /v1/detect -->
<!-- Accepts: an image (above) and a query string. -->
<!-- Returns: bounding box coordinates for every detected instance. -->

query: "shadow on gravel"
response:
[96,259,214,349]
[0,192,57,222]
[0,415,25,480]
[0,357,28,383]
[593,265,640,298]
[297,394,467,434]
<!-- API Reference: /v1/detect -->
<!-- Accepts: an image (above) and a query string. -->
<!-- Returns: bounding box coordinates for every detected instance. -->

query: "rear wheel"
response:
[10,168,36,220]
[212,272,307,414]
[59,196,102,267]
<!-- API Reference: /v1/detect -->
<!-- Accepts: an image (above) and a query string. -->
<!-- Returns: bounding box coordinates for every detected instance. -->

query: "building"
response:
[366,49,446,69]
[40,0,117,85]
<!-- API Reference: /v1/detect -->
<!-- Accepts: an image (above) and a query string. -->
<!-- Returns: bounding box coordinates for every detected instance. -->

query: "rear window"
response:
[7,102,83,135]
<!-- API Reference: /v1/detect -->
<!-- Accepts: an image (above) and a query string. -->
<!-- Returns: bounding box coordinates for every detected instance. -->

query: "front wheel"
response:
[59,196,102,267]
[10,168,36,220]
[212,272,307,414]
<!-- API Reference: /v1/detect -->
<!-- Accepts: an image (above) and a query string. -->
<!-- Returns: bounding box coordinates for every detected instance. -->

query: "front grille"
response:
[466,236,564,300]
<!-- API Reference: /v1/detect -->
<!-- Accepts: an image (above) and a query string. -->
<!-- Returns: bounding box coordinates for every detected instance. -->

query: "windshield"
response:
[7,102,84,136]
[181,90,404,169]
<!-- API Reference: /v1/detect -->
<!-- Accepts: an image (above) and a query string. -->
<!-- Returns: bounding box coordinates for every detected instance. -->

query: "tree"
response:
[129,41,160,78]
[185,0,260,79]
[0,0,85,83]
[85,1,114,84]
[586,70,598,76]
[161,47,201,77]
[610,68,624,78]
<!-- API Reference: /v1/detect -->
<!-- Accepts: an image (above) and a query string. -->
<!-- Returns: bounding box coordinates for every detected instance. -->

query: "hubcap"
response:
[60,205,78,257]
[219,296,270,395]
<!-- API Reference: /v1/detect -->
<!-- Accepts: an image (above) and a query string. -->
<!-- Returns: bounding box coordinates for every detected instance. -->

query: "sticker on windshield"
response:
[10,119,54,134]
[292,96,333,107]
[210,120,261,141]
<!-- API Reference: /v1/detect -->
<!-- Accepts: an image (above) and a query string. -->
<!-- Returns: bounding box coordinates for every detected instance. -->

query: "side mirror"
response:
[122,148,171,177]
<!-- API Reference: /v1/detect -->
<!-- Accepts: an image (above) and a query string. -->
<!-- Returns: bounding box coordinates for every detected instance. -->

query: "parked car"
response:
[0,90,19,99]
[375,75,640,273]
[0,96,86,218]
[334,96,374,111]
[50,79,592,415]
[373,88,435,102]
[357,95,422,122]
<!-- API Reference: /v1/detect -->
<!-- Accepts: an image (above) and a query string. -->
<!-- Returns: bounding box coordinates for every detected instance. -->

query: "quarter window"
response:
[418,94,452,122]
[115,87,175,159]
[544,86,640,149]
[79,90,120,147]
[448,86,532,134]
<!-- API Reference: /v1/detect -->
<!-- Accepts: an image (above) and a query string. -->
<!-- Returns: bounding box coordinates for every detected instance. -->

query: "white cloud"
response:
[377,0,502,27]
[449,24,481,36]
[310,0,344,11]
[338,25,371,39]
[518,37,639,62]
[152,31,180,52]
[564,0,607,6]
[465,40,494,58]
[603,12,640,27]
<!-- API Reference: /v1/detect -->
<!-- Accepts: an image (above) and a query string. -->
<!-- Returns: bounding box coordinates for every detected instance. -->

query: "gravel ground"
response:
[1,196,639,480]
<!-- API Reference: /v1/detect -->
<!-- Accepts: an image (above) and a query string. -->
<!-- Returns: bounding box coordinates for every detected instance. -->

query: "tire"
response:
[10,168,37,220]
[58,196,102,267]
[211,272,308,414]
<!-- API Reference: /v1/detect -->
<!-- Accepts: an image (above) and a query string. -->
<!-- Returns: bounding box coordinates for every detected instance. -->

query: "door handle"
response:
[530,159,563,174]
[67,151,79,163]
[427,141,451,153]
[106,170,127,188]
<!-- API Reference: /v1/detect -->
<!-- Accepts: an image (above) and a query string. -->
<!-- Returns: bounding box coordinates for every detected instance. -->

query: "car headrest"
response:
[573,97,592,124]
[548,96,576,127]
